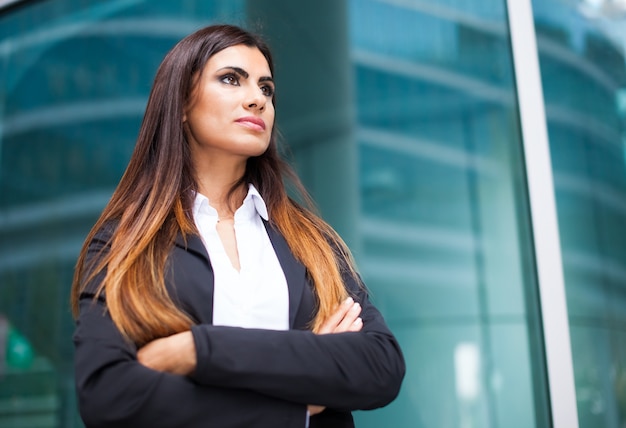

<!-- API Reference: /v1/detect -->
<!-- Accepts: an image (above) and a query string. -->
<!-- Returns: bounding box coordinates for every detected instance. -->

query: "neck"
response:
[193,152,248,218]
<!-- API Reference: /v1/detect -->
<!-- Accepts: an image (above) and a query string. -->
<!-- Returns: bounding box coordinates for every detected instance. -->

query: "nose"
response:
[245,87,266,112]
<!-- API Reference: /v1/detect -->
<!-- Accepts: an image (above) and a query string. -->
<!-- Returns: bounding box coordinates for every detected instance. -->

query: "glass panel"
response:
[531,1,626,427]
[348,0,549,426]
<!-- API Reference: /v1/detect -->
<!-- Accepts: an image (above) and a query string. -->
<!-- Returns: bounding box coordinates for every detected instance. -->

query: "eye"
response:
[260,84,274,97]
[220,73,239,86]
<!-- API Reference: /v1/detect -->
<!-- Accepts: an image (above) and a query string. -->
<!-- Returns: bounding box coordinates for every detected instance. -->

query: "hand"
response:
[316,297,363,335]
[307,404,326,416]
[137,331,197,376]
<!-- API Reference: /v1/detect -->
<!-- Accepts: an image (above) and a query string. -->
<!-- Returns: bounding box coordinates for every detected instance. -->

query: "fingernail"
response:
[355,317,362,324]
[345,297,354,305]
[351,303,361,311]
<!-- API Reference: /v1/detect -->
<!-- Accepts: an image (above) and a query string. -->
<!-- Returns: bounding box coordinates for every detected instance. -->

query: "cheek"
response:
[266,106,276,128]
[265,121,275,140]
[192,87,228,120]
[190,103,222,131]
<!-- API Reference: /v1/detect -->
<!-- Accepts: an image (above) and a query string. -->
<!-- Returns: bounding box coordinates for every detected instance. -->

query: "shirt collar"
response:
[192,184,269,222]
[243,184,269,221]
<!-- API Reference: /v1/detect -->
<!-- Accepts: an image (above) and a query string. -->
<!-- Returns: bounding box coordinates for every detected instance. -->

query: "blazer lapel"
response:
[170,232,215,323]
[173,224,309,329]
[264,222,307,328]
[174,232,210,262]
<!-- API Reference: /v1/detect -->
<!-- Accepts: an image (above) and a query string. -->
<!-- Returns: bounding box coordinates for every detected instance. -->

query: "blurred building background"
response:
[0,0,625,427]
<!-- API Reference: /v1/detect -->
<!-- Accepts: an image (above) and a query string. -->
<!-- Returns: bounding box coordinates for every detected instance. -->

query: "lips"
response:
[235,116,266,131]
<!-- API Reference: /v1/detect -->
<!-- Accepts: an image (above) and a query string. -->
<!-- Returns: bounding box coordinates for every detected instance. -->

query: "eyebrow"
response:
[218,66,274,84]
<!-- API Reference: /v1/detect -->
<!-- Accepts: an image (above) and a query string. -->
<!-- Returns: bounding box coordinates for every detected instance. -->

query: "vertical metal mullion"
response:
[505,1,579,428]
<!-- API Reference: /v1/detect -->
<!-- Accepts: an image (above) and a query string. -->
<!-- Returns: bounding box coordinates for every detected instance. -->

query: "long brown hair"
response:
[71,24,358,346]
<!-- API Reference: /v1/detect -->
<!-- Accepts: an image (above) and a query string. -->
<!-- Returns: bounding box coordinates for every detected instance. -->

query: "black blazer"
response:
[73,222,405,428]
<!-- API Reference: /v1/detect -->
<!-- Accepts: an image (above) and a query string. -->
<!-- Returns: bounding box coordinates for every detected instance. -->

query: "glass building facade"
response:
[0,0,624,427]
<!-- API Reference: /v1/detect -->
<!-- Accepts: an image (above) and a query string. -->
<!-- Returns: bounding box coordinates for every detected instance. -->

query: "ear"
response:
[182,103,189,122]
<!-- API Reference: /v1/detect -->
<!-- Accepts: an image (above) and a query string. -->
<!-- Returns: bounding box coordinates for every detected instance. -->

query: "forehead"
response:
[204,44,272,76]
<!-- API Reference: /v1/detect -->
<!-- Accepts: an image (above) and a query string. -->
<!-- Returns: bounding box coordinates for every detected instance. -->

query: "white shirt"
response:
[192,184,289,331]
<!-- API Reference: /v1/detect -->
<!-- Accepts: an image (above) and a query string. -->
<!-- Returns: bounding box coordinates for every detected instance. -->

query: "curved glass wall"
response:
[531,1,626,427]
[0,2,246,426]
[2,0,552,427]
[348,1,548,427]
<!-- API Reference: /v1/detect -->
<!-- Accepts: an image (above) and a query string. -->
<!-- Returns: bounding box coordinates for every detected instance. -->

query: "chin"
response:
[230,135,271,158]
[249,147,269,158]
[242,141,271,157]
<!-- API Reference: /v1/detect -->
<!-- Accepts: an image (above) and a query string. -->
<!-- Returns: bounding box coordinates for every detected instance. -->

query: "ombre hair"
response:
[71,24,358,346]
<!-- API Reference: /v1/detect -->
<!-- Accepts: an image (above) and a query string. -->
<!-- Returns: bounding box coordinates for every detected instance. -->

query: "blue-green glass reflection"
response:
[350,1,548,427]
[0,1,244,426]
[532,2,626,427]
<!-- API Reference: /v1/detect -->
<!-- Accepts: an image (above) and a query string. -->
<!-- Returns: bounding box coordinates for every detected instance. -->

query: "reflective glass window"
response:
[532,1,626,427]
[348,1,549,426]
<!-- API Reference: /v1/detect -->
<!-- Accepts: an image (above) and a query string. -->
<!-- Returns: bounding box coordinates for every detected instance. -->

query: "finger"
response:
[317,297,354,334]
[351,317,363,332]
[334,302,361,333]
[307,405,326,416]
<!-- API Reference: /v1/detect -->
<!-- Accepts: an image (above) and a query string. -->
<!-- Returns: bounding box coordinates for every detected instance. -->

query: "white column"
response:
[506,1,579,428]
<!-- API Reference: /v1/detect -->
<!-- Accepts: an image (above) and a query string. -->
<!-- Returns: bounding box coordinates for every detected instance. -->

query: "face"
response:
[183,44,275,160]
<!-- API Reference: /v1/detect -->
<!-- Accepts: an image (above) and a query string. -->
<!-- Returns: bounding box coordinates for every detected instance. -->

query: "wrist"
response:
[176,331,197,375]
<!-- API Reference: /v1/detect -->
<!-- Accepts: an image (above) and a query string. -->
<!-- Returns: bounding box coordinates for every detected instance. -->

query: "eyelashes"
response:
[220,73,239,86]
[219,73,274,98]
[260,84,274,97]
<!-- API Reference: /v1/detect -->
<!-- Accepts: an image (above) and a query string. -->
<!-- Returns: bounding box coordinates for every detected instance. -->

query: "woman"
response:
[71,24,405,428]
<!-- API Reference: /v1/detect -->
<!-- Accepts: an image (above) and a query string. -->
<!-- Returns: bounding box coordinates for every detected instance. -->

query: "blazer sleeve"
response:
[73,229,307,428]
[190,262,406,411]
